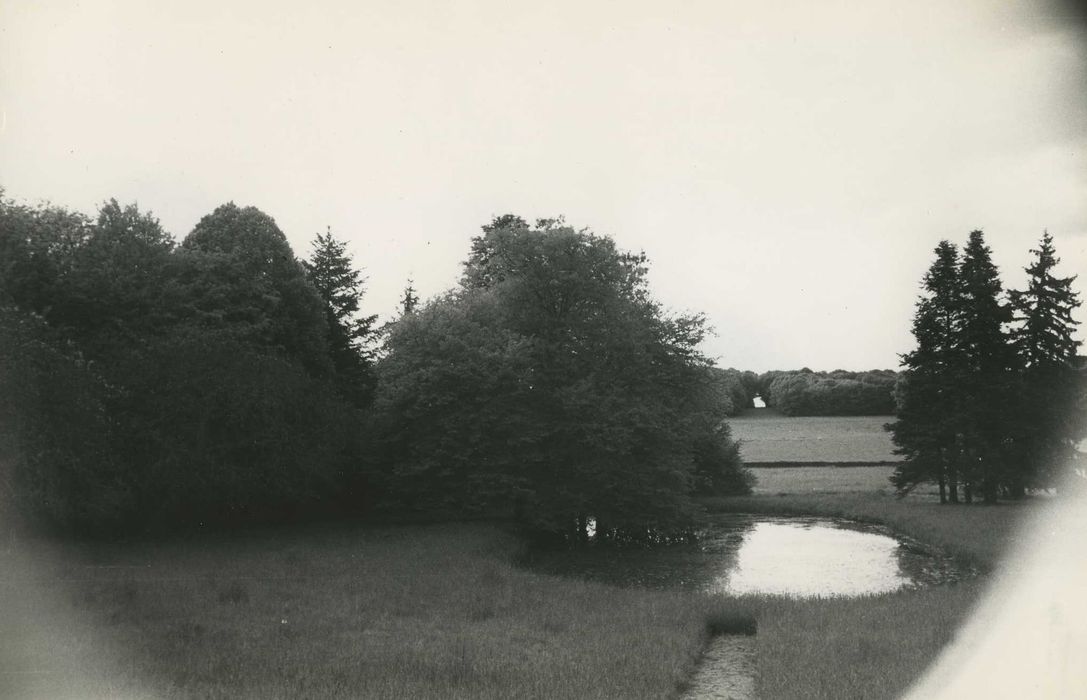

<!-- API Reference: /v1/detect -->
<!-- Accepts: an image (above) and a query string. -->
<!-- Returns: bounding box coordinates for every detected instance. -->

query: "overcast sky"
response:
[1,0,1084,371]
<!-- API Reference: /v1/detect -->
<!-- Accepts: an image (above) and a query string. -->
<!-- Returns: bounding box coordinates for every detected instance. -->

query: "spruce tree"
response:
[1010,231,1083,489]
[957,230,1018,503]
[400,279,419,316]
[888,241,965,501]
[304,228,377,405]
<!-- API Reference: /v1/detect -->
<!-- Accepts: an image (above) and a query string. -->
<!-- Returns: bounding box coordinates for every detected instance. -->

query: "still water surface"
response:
[526,513,974,598]
[526,514,976,699]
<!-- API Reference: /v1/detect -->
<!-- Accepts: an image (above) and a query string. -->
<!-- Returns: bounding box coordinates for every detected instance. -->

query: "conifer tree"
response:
[304,228,377,404]
[1010,231,1083,489]
[400,279,419,316]
[957,230,1018,503]
[888,241,965,501]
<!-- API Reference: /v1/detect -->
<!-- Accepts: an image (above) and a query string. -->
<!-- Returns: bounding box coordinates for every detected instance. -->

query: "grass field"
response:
[2,471,1037,699]
[728,408,898,463]
[748,466,942,499]
[749,465,897,495]
[2,523,751,699]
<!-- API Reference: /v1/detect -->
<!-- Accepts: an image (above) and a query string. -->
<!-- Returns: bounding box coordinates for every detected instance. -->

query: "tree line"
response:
[0,194,751,538]
[701,368,900,417]
[887,230,1084,503]
[756,369,899,416]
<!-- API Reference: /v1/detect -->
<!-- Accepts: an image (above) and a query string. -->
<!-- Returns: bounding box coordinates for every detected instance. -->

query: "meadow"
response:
[1,471,1032,699]
[728,408,898,463]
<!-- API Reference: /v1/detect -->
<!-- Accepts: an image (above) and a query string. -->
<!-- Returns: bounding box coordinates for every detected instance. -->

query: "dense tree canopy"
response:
[0,195,371,532]
[757,369,898,416]
[2,193,747,535]
[375,216,750,539]
[182,203,332,376]
[708,367,758,417]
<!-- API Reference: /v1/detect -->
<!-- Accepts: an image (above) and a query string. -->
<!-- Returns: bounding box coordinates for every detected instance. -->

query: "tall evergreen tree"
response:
[1010,231,1083,489]
[888,241,965,502]
[304,228,377,405]
[400,279,419,316]
[957,230,1018,503]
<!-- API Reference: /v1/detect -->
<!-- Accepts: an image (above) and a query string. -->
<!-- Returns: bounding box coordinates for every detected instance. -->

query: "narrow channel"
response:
[682,634,757,700]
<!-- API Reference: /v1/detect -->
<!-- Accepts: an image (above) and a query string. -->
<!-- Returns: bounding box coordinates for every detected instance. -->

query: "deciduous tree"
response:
[375,216,750,539]
[182,203,331,376]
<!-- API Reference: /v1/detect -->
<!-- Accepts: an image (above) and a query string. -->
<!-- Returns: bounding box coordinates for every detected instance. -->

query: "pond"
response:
[525,514,977,699]
[524,513,975,598]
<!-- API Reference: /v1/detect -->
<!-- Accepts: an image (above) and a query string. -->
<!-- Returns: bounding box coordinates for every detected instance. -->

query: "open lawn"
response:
[728,408,899,463]
[1,477,1040,699]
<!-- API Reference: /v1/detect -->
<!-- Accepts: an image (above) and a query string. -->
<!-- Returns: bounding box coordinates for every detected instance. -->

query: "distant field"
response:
[727,408,899,463]
[748,466,896,495]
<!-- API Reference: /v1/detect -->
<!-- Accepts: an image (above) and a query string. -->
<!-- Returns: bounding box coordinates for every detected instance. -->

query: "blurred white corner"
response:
[906,474,1087,699]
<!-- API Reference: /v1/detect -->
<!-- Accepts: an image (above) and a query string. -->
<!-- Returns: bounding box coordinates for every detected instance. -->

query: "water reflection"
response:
[525,513,975,598]
[717,518,906,596]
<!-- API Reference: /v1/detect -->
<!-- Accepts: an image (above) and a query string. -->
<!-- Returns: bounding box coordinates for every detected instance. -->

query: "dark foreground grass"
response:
[1,523,750,699]
[2,485,1037,699]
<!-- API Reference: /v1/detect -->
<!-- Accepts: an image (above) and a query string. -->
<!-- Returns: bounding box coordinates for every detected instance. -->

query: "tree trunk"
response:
[937,475,947,504]
[964,482,973,504]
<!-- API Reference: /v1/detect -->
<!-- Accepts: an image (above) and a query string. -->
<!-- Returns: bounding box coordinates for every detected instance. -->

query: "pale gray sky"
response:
[1,0,1084,371]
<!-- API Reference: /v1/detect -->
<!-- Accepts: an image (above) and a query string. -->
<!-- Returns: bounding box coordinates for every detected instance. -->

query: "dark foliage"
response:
[374,216,752,540]
[887,241,967,502]
[183,203,333,377]
[888,230,1084,502]
[757,369,898,416]
[303,228,379,406]
[1009,232,1084,490]
[0,194,374,532]
[709,367,758,416]
[0,306,133,531]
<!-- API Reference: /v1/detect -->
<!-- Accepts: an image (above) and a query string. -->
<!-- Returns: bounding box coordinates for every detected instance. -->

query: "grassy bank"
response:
[2,523,750,699]
[2,476,1038,699]
[699,472,1041,700]
[702,490,1032,571]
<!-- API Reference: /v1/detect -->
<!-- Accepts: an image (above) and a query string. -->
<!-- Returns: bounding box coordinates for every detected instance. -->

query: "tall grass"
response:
[2,523,749,699]
[748,583,985,700]
[3,484,1036,699]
